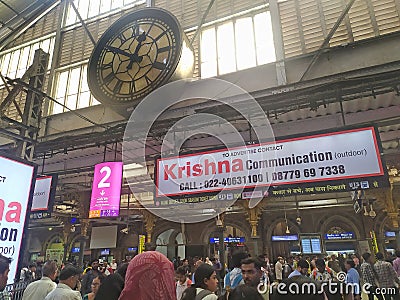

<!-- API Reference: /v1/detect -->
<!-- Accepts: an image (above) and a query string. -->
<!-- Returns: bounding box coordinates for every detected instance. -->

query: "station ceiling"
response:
[0,0,59,50]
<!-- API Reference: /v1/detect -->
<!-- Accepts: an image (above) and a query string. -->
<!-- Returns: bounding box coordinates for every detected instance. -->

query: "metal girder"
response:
[299,0,357,81]
[68,0,96,46]
[15,49,49,161]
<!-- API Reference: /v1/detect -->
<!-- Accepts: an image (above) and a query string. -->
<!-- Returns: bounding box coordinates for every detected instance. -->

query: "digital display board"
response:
[301,235,322,254]
[128,247,138,252]
[272,235,299,241]
[209,237,245,243]
[30,175,57,220]
[89,162,123,218]
[155,127,387,203]
[324,232,355,240]
[385,231,396,238]
[0,154,36,284]
[71,247,80,253]
[100,249,110,255]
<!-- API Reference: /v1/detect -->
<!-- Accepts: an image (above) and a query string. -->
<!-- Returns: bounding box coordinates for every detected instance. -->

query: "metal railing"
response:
[3,280,31,300]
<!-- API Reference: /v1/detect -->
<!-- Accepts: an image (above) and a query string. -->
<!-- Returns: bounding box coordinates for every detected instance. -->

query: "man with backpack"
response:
[310,258,334,282]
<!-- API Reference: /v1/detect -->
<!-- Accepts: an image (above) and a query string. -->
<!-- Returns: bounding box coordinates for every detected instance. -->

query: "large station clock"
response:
[88,7,194,106]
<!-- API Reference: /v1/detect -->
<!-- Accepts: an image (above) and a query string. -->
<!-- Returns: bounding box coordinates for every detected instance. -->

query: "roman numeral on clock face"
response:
[113,80,123,93]
[153,61,166,70]
[158,46,171,53]
[102,72,115,85]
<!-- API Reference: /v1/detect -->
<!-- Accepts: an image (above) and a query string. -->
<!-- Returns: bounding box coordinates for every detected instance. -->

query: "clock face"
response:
[88,8,182,105]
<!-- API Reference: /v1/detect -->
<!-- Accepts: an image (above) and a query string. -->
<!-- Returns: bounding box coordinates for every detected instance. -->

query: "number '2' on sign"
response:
[89,162,123,218]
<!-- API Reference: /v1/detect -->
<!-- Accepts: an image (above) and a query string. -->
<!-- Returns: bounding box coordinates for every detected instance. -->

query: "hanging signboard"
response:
[155,127,387,203]
[324,232,355,240]
[29,175,57,220]
[209,237,246,243]
[89,162,123,218]
[0,154,36,284]
[272,235,299,241]
[300,235,322,254]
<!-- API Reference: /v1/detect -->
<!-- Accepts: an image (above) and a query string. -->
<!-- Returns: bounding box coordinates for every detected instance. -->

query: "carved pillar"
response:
[216,212,226,271]
[368,185,399,229]
[239,200,266,238]
[62,217,72,262]
[76,191,91,267]
[141,210,157,244]
[368,182,399,250]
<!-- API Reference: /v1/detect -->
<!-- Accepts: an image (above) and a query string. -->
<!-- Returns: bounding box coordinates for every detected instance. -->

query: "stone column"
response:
[239,200,265,238]
[76,191,91,268]
[61,217,72,262]
[141,209,157,244]
[238,200,266,256]
[216,213,225,271]
[367,183,399,251]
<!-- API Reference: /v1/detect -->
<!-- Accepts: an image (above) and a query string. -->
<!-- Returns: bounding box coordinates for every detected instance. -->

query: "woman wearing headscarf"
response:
[118,251,176,300]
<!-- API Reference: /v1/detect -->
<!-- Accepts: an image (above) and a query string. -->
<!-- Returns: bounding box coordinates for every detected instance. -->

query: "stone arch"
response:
[318,214,361,239]
[376,215,392,236]
[43,233,64,252]
[151,220,181,245]
[199,217,251,245]
[265,217,301,259]
[152,221,187,259]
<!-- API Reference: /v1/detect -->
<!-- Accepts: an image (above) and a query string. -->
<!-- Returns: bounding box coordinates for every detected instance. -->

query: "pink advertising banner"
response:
[89,162,123,218]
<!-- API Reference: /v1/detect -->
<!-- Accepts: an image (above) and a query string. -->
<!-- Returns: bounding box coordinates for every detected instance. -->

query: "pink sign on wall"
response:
[89,162,123,218]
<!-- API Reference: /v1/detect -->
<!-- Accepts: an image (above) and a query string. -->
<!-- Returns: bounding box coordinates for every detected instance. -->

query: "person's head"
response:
[375,252,384,261]
[241,257,263,287]
[331,254,337,260]
[176,266,187,284]
[395,250,400,258]
[362,252,373,264]
[42,260,58,281]
[0,254,11,292]
[297,259,309,275]
[28,264,37,272]
[182,259,189,266]
[115,262,128,279]
[345,259,355,271]
[193,263,218,292]
[228,285,263,300]
[91,259,99,270]
[194,259,203,270]
[95,273,125,300]
[58,265,82,289]
[91,274,105,295]
[118,251,176,300]
[315,258,325,273]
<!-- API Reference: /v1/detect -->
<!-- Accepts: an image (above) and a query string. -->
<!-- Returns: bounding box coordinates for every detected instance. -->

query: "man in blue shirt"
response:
[345,259,360,300]
[288,259,309,278]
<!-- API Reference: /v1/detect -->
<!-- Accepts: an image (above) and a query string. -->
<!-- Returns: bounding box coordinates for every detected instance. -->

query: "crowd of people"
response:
[0,249,400,299]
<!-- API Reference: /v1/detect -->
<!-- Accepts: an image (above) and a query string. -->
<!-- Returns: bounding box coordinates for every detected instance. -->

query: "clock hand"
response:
[104,45,133,58]
[128,31,146,69]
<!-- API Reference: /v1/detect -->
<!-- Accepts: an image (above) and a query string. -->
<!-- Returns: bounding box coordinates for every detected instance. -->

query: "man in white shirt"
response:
[110,259,117,272]
[44,265,82,300]
[22,260,58,300]
[275,256,284,282]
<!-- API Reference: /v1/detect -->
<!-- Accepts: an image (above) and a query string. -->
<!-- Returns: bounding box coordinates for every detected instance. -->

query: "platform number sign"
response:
[89,162,123,218]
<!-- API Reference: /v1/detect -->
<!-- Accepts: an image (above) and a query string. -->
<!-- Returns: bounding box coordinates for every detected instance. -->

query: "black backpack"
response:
[195,289,213,300]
